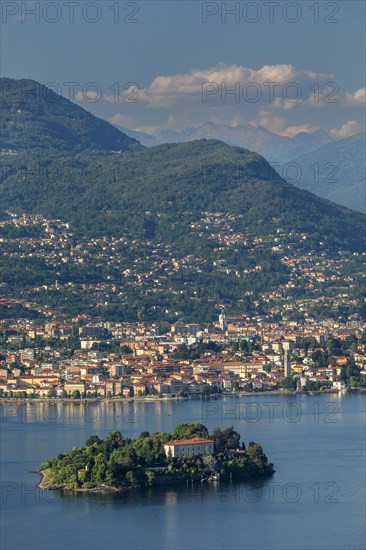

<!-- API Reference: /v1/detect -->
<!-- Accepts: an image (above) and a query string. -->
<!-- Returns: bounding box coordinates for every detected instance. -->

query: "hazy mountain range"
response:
[290,133,366,213]
[117,121,334,164]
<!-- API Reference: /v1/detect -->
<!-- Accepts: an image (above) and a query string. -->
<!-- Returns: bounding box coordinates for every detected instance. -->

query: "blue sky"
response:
[1,0,365,137]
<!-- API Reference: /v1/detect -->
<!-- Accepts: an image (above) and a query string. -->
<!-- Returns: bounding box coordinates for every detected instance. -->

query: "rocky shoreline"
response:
[37,467,274,494]
[37,470,120,493]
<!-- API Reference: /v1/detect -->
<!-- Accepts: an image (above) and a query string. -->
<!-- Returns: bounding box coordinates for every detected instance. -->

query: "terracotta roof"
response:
[165,438,214,446]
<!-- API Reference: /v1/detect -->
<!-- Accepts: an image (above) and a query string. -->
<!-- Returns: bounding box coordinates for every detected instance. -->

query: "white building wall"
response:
[164,442,214,458]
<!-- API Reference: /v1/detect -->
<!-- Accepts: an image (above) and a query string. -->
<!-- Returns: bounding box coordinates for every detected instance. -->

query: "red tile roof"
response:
[165,438,214,446]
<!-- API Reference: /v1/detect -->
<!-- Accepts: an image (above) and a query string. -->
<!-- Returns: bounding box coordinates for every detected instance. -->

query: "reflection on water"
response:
[1,394,365,550]
[1,391,361,428]
[54,477,272,510]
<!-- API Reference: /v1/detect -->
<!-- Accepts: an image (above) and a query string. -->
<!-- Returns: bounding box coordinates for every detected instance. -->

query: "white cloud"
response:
[132,126,159,135]
[249,110,287,133]
[256,64,296,83]
[74,63,363,138]
[163,114,187,128]
[330,120,359,139]
[108,113,136,128]
[281,124,320,137]
[75,90,99,102]
[344,87,366,106]
[230,113,243,127]
[305,84,365,109]
[109,115,158,134]
[137,63,332,109]
[272,97,303,111]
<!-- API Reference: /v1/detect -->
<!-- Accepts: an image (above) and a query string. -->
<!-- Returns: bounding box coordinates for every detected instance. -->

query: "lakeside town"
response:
[1,212,366,399]
[1,313,365,399]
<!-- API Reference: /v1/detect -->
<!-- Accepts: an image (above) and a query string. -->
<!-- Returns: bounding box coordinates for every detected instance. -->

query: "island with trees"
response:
[37,423,274,492]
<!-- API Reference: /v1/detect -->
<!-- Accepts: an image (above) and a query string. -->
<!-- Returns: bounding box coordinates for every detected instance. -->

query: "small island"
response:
[38,423,274,492]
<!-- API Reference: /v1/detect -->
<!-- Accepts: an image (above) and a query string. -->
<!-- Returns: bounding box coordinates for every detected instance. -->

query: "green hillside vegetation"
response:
[38,424,274,491]
[1,139,365,252]
[0,78,139,153]
[1,78,365,323]
[0,78,365,253]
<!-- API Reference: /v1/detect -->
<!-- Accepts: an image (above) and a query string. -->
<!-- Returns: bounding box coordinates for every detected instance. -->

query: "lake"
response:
[0,393,365,550]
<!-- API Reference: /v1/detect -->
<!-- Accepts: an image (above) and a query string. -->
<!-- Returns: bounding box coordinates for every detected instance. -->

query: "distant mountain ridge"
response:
[118,121,334,163]
[290,133,366,213]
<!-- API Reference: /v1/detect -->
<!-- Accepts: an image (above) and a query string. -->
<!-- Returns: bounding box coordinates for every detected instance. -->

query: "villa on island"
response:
[37,426,274,491]
[164,438,215,458]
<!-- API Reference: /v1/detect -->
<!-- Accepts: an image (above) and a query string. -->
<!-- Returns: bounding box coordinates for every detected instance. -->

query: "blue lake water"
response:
[0,393,365,550]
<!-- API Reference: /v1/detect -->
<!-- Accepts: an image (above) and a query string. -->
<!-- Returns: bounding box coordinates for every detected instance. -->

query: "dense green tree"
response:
[85,435,102,447]
[282,377,296,390]
[172,423,209,441]
[211,427,241,451]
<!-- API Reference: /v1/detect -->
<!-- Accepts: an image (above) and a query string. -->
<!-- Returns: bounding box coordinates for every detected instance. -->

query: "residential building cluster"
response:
[0,314,365,398]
